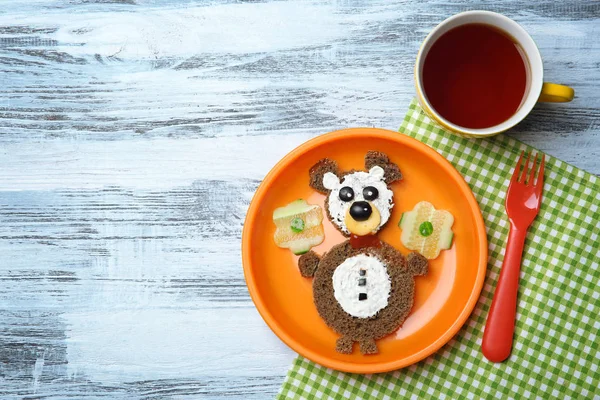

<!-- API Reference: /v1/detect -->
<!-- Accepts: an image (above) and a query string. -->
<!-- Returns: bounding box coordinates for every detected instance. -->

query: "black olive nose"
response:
[349,201,372,221]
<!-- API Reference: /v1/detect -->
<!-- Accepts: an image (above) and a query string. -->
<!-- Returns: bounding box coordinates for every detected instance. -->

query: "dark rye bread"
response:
[364,150,403,184]
[311,240,428,354]
[406,252,428,276]
[309,158,338,194]
[298,250,320,278]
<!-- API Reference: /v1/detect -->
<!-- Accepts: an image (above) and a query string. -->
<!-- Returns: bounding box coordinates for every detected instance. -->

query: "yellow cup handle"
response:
[538,82,574,103]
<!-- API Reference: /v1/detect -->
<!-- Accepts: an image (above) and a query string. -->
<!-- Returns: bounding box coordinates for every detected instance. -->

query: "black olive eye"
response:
[363,186,379,201]
[338,186,354,202]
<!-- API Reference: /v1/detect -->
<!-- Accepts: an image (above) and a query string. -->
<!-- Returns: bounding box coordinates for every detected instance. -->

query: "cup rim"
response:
[415,10,544,137]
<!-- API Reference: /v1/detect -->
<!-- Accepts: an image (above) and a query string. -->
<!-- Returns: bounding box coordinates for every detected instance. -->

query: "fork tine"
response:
[520,151,531,183]
[528,153,538,185]
[535,154,545,188]
[511,151,524,182]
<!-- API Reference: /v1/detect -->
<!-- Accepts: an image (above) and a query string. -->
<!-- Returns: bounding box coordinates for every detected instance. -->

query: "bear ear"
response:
[309,158,340,193]
[368,166,384,180]
[364,150,402,184]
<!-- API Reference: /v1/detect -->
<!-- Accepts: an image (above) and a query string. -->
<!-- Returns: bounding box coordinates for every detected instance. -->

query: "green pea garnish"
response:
[419,221,433,237]
[291,217,305,233]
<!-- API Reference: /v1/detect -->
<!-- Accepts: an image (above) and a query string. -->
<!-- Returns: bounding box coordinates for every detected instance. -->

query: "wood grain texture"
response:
[0,0,598,398]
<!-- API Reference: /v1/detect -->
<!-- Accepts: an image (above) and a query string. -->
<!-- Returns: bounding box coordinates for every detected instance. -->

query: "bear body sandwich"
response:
[298,151,428,355]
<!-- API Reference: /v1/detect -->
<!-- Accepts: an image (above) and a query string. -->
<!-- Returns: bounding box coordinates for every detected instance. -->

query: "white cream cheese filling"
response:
[332,254,391,318]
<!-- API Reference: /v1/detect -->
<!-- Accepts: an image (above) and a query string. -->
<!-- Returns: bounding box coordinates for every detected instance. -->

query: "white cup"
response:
[414,10,574,137]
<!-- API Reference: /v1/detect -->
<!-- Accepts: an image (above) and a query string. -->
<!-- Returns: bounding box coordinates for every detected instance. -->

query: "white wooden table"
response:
[1,1,598,398]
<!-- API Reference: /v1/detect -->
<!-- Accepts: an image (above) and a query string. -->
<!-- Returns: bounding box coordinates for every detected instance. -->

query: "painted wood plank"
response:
[0,1,598,169]
[1,0,599,398]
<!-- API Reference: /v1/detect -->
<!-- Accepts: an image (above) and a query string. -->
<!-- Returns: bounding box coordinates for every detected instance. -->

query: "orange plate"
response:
[242,128,487,373]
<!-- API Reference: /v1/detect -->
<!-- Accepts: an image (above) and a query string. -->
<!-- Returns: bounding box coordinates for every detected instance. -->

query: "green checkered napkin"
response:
[278,99,600,399]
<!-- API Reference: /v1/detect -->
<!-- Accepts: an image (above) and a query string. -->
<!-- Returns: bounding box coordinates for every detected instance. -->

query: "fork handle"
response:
[482,224,527,362]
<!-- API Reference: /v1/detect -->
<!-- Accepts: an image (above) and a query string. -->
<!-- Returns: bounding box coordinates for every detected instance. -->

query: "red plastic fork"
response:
[482,151,545,363]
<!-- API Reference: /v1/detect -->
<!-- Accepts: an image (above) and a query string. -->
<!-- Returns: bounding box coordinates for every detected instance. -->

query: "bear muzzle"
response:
[345,201,381,236]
